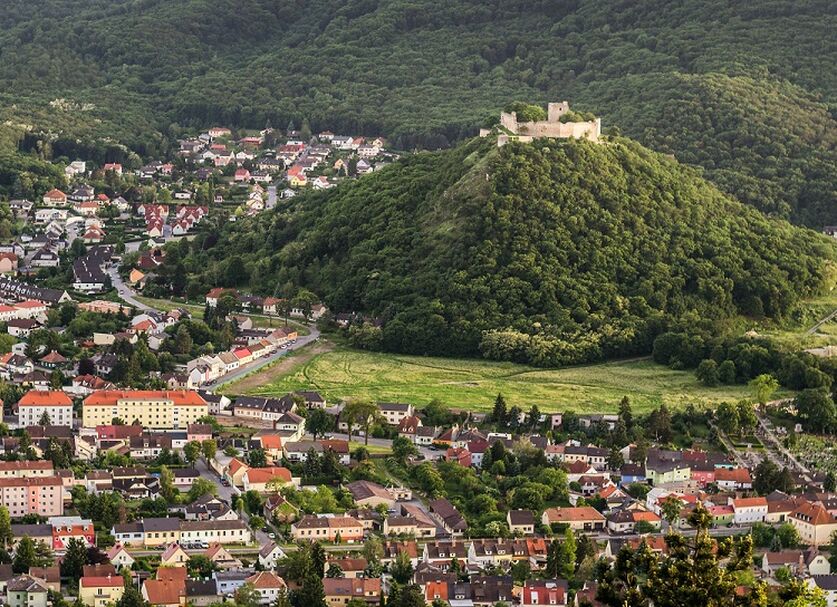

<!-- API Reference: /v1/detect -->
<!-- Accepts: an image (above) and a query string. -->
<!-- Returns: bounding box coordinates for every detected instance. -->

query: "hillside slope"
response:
[172,136,836,365]
[0,0,834,224]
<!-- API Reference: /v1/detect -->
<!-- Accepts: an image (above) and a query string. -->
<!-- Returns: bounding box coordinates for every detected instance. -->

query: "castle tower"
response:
[547,101,570,122]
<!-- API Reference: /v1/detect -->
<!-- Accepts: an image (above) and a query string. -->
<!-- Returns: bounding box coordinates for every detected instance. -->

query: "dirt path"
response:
[224,340,334,394]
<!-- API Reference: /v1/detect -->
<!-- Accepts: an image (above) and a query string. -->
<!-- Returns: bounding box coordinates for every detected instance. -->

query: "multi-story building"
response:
[0,477,64,517]
[0,460,54,479]
[378,402,414,426]
[49,516,96,551]
[82,390,208,429]
[17,390,74,427]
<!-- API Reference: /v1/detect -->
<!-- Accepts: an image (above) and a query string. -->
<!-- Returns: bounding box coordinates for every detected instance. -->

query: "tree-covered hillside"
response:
[160,136,836,366]
[0,0,834,224]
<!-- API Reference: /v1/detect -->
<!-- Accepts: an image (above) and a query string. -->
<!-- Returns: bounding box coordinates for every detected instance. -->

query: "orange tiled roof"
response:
[19,390,72,407]
[84,390,207,407]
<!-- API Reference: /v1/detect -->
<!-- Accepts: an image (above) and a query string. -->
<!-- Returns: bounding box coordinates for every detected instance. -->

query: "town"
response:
[0,124,830,607]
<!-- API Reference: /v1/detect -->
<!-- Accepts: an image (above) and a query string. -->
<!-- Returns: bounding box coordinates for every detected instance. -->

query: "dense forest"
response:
[0,0,834,224]
[157,136,836,366]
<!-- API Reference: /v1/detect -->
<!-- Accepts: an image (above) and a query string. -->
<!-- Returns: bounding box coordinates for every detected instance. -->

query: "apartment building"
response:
[17,390,74,427]
[0,477,64,517]
[0,461,54,479]
[82,390,208,429]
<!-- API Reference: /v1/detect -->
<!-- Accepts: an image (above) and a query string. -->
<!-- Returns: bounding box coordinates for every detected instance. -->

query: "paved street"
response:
[108,265,154,311]
[202,325,320,389]
[195,459,273,545]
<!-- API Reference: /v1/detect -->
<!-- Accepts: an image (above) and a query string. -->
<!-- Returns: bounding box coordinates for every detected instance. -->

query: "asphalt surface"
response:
[108,265,154,311]
[201,325,320,389]
[196,459,273,546]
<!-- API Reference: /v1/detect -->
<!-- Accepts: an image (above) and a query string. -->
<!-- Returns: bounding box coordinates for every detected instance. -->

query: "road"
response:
[266,185,277,210]
[108,265,155,311]
[201,325,320,389]
[195,459,273,545]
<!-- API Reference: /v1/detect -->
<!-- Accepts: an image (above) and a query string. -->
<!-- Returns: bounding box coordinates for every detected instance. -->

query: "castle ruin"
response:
[481,101,601,146]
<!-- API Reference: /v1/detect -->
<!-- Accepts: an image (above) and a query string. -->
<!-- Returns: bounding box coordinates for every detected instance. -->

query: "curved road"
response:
[108,263,321,389]
[108,265,154,312]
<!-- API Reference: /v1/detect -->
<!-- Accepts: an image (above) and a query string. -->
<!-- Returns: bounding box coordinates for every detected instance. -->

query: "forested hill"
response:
[169,136,836,366]
[0,0,834,225]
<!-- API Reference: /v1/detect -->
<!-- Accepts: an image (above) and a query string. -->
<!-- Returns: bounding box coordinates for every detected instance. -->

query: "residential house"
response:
[6,575,48,607]
[507,510,535,535]
[730,497,769,526]
[291,515,364,543]
[541,507,606,532]
[79,576,125,607]
[323,578,380,606]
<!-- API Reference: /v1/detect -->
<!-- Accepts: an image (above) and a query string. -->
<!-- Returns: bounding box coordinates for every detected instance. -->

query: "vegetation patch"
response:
[245,347,760,413]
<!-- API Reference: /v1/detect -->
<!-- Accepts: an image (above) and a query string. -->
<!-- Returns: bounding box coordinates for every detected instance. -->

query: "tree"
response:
[290,575,326,607]
[201,439,217,461]
[825,472,836,493]
[796,388,837,432]
[696,359,719,386]
[492,393,507,425]
[183,440,201,465]
[0,506,11,547]
[718,359,737,384]
[306,408,333,440]
[510,559,531,584]
[235,583,261,607]
[660,496,682,530]
[38,411,52,425]
[558,528,577,579]
[737,401,758,434]
[60,537,88,579]
[599,502,766,607]
[13,537,52,573]
[749,374,779,405]
[390,550,414,585]
[392,436,418,462]
[618,396,633,430]
[607,447,624,471]
[325,563,344,578]
[342,400,379,445]
[116,586,149,607]
[388,585,426,607]
[715,402,739,435]
[159,466,178,503]
[648,405,672,443]
[187,555,218,578]
[248,448,267,468]
[527,404,541,429]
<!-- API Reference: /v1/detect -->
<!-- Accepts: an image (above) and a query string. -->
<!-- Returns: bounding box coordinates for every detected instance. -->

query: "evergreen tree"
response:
[60,537,88,580]
[492,393,507,424]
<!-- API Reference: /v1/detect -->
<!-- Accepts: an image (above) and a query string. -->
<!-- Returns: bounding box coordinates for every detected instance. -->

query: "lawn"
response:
[242,348,763,413]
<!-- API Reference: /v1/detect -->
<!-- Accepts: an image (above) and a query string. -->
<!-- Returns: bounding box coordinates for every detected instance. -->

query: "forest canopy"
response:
[0,0,833,224]
[157,136,836,366]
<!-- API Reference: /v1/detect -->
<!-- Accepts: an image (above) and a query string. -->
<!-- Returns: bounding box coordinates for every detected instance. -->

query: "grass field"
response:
[240,348,766,413]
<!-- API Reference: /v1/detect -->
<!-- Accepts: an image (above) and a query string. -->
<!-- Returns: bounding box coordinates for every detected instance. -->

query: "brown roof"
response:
[543,507,606,523]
